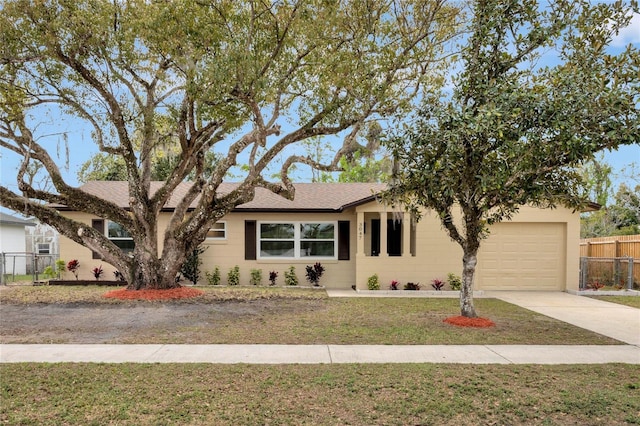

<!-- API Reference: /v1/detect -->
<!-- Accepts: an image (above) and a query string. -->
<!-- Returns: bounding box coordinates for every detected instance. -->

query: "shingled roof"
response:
[62,181,386,212]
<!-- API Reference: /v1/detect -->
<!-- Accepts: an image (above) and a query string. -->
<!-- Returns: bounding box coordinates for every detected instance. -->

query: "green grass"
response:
[0,286,621,345]
[2,363,638,425]
[587,295,640,309]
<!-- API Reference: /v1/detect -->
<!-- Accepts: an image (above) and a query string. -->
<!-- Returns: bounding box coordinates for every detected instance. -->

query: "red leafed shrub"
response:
[444,316,496,328]
[103,287,204,301]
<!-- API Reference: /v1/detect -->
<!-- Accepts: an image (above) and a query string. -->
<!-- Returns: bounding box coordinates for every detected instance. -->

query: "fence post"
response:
[579,257,588,290]
[0,253,4,285]
[628,257,634,290]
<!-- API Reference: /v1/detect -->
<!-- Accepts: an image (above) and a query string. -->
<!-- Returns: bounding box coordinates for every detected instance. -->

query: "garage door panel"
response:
[478,223,565,291]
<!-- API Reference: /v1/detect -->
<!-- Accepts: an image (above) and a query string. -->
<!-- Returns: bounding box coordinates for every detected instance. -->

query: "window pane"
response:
[300,241,334,257]
[207,222,226,239]
[260,223,294,239]
[260,241,295,257]
[108,222,131,239]
[300,223,334,239]
[113,240,135,253]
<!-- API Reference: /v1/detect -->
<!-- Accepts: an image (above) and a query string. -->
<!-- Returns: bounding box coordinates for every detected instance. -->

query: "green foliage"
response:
[42,266,56,279]
[305,263,325,287]
[383,0,639,316]
[180,247,207,285]
[55,259,66,278]
[205,266,221,286]
[0,0,459,290]
[447,273,462,291]
[227,266,240,286]
[581,183,640,237]
[250,269,263,286]
[284,266,299,286]
[367,274,381,290]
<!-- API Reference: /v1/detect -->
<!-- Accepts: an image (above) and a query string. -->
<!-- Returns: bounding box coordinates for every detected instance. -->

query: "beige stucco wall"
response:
[58,202,580,291]
[353,203,580,292]
[58,210,358,288]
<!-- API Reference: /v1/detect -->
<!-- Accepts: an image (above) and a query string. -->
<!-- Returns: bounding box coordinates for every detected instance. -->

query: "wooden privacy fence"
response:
[579,235,640,290]
[580,234,640,258]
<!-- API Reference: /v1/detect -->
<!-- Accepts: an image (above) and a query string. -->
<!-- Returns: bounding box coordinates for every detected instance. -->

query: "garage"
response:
[477,222,566,291]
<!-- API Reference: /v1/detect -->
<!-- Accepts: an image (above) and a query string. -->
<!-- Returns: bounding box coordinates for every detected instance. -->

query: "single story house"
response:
[56,181,581,291]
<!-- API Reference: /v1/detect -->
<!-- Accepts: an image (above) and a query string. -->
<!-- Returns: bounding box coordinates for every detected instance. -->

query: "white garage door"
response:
[478,223,566,291]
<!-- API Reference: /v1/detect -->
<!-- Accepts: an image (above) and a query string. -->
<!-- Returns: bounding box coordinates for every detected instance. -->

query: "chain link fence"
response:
[1,252,59,284]
[579,256,638,291]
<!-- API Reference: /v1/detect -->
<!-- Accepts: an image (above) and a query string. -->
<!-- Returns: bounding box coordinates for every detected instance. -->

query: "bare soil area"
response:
[0,299,317,344]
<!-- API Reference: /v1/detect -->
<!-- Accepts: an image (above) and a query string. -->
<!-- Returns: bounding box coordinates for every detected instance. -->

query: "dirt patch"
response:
[0,299,322,344]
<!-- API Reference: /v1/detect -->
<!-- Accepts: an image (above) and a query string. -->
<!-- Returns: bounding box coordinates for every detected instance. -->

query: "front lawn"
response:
[1,363,638,425]
[586,295,640,309]
[0,285,621,345]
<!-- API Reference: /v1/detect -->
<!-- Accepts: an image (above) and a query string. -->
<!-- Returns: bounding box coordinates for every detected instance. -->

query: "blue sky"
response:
[1,6,639,214]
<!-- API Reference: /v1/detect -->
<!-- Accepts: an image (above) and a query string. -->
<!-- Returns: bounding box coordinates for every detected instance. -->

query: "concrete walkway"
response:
[1,344,638,364]
[1,291,638,364]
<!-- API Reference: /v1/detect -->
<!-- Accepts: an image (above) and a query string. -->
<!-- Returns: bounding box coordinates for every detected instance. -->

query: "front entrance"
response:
[370,219,402,256]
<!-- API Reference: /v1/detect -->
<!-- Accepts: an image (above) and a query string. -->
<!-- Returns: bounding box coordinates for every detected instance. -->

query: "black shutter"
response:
[338,220,350,260]
[245,220,257,260]
[91,219,104,259]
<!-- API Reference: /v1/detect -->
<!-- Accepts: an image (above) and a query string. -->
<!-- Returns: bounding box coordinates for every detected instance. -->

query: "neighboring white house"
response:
[0,211,35,275]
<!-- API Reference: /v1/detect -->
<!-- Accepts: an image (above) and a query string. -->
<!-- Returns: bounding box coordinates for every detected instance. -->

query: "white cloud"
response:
[611,13,640,47]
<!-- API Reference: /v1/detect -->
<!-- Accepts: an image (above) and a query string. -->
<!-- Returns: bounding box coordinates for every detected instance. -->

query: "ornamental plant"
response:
[404,282,420,290]
[269,271,278,286]
[367,274,380,290]
[284,266,299,286]
[205,267,221,286]
[92,265,104,280]
[431,278,444,291]
[447,273,462,291]
[227,266,240,286]
[250,269,263,286]
[390,280,399,290]
[67,259,80,280]
[55,259,66,279]
[305,262,325,286]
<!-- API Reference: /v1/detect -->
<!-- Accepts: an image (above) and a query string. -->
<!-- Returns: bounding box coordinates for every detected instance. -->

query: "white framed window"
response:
[37,243,50,254]
[107,221,134,253]
[206,221,227,240]
[258,221,336,259]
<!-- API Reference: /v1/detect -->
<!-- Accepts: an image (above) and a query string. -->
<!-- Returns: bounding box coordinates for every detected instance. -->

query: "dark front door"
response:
[387,219,402,256]
[371,219,380,256]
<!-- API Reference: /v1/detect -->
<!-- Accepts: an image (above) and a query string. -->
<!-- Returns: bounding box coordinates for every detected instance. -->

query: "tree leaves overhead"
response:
[0,0,459,289]
[384,0,639,317]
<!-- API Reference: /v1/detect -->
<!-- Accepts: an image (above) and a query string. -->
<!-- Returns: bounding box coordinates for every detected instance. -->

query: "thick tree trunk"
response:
[125,229,186,290]
[460,250,478,318]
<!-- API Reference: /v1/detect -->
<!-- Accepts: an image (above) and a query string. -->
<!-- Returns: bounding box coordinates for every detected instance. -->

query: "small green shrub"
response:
[227,266,240,286]
[42,266,56,279]
[181,247,206,285]
[250,269,263,286]
[205,266,221,285]
[367,274,380,290]
[284,266,299,286]
[55,259,66,278]
[447,273,462,291]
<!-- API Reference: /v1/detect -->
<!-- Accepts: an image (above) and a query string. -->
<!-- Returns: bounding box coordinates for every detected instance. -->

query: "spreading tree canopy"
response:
[384,0,639,317]
[0,0,458,289]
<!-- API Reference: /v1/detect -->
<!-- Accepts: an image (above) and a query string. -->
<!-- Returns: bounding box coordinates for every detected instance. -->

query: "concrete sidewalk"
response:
[1,344,639,364]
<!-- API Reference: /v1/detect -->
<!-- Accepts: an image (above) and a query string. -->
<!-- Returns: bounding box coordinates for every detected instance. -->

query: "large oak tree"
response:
[0,0,458,289]
[384,0,639,317]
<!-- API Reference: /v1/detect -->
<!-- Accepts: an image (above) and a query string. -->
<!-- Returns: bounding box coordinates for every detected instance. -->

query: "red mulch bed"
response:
[444,316,495,328]
[103,287,205,301]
